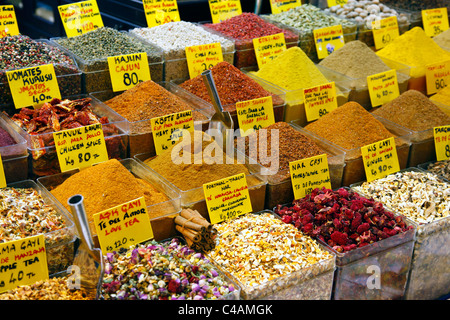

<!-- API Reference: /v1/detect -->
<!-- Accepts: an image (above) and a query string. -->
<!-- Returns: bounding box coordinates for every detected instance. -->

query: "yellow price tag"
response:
[94,197,153,254]
[107,52,151,92]
[327,0,347,7]
[6,64,61,109]
[142,0,180,28]
[367,69,399,107]
[151,110,195,155]
[269,0,302,14]
[372,16,400,50]
[422,7,449,37]
[58,0,104,38]
[0,5,20,38]
[361,137,400,182]
[208,0,242,24]
[0,154,6,188]
[0,235,48,294]
[236,96,275,136]
[53,123,109,172]
[313,25,345,60]
[425,60,450,95]
[253,33,286,68]
[303,82,338,122]
[185,43,223,79]
[203,173,252,225]
[434,125,450,161]
[289,154,331,200]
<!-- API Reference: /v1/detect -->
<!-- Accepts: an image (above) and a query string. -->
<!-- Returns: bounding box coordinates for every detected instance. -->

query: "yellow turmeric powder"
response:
[377,27,450,78]
[430,86,450,113]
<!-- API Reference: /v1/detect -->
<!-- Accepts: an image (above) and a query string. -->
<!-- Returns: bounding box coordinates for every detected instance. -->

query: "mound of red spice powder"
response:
[0,127,16,147]
[274,187,413,253]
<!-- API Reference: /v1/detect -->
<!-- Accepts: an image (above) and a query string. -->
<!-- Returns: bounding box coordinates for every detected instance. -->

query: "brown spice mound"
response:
[104,80,206,134]
[236,122,324,181]
[145,131,253,191]
[51,159,169,228]
[372,90,450,132]
[305,101,394,152]
[179,61,284,112]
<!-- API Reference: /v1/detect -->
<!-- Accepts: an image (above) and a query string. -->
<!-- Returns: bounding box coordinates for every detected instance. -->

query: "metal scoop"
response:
[68,194,104,299]
[201,69,234,150]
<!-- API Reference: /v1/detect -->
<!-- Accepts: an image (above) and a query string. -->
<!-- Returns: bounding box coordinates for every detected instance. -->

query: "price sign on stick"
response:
[236,96,275,136]
[0,5,20,38]
[253,33,286,68]
[361,137,400,182]
[372,16,400,50]
[367,69,400,107]
[185,43,223,79]
[425,60,450,95]
[422,8,449,37]
[303,82,338,122]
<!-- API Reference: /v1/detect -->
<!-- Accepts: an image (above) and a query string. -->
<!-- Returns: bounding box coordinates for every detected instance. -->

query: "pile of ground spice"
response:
[145,131,255,191]
[179,61,284,112]
[51,159,169,231]
[236,122,325,182]
[319,40,409,88]
[0,127,16,147]
[430,85,450,107]
[305,101,394,155]
[372,90,450,132]
[104,80,207,134]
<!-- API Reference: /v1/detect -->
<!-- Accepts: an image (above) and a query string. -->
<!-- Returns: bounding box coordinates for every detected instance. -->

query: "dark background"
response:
[2,0,273,39]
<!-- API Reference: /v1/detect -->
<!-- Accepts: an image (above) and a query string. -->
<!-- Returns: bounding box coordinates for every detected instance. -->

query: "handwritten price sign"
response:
[58,0,103,38]
[372,16,400,50]
[303,82,338,122]
[253,33,286,68]
[269,0,301,15]
[142,0,180,28]
[367,69,399,107]
[208,0,242,24]
[236,96,275,136]
[361,137,400,182]
[185,43,223,79]
[422,8,449,37]
[313,25,345,60]
[0,5,19,38]
[107,52,151,92]
[425,60,450,95]
[434,125,450,161]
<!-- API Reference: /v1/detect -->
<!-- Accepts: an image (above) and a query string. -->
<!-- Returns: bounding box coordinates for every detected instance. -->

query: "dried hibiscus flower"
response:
[275,187,413,253]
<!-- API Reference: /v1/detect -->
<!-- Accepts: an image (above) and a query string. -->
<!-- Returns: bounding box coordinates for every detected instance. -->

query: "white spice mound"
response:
[354,171,450,224]
[130,21,234,59]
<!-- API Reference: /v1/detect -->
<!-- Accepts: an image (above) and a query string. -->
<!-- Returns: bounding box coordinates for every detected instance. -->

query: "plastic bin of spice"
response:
[134,132,268,221]
[204,210,336,300]
[350,167,450,300]
[0,112,28,183]
[274,187,416,300]
[5,94,129,178]
[243,64,352,125]
[201,13,300,69]
[37,158,181,242]
[261,4,358,63]
[129,21,236,82]
[171,64,287,130]
[236,122,346,209]
[418,160,450,182]
[299,113,413,186]
[0,37,83,107]
[90,81,213,158]
[3,179,77,276]
[317,56,411,110]
[50,27,164,94]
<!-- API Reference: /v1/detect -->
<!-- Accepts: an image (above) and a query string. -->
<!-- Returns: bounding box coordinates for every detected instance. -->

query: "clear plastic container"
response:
[130,23,236,82]
[373,101,450,167]
[36,158,181,242]
[242,64,352,125]
[5,94,129,178]
[134,149,268,220]
[417,160,450,182]
[299,115,413,186]
[201,17,300,69]
[5,179,77,276]
[50,32,164,94]
[350,167,450,300]
[90,81,213,157]
[240,122,346,209]
[0,112,28,183]
[317,57,411,110]
[356,18,411,49]
[0,39,83,107]
[206,210,336,300]
[171,76,287,130]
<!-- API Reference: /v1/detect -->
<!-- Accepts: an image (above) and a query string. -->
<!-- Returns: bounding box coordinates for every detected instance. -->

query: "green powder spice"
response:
[372,90,450,132]
[55,27,163,71]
